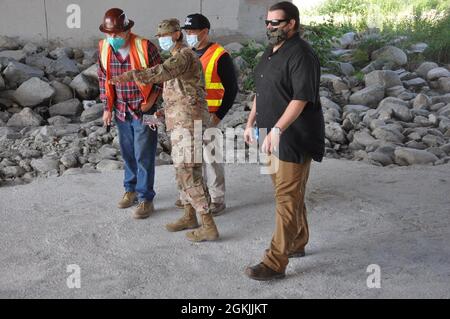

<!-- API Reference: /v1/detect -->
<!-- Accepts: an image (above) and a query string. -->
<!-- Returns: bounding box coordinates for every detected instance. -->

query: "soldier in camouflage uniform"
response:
[110,19,219,242]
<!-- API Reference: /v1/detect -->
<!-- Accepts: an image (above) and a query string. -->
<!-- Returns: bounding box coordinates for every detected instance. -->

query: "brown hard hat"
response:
[99,8,134,33]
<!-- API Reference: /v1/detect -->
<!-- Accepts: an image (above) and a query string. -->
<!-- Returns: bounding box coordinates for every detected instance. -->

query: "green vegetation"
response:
[232,41,266,91]
[232,1,449,91]
[297,0,450,71]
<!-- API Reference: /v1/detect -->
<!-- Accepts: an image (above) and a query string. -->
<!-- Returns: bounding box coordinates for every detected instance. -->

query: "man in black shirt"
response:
[243,2,325,281]
[174,13,238,216]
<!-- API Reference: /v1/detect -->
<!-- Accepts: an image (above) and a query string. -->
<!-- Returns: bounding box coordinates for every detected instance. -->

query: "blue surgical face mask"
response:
[107,36,126,51]
[186,34,199,48]
[158,36,175,52]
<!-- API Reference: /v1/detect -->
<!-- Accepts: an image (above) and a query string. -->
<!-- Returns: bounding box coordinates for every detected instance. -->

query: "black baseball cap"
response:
[181,13,211,30]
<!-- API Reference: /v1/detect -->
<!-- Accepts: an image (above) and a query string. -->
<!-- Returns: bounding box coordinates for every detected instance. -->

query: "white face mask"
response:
[158,36,175,51]
[186,34,199,48]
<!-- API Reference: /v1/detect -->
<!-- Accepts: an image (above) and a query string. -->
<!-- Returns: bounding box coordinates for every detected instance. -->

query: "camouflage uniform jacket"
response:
[124,44,210,131]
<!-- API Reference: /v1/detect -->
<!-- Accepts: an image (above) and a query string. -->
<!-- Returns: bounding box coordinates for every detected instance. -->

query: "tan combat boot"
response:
[133,201,154,219]
[118,192,137,209]
[186,213,219,242]
[174,199,185,209]
[166,204,199,232]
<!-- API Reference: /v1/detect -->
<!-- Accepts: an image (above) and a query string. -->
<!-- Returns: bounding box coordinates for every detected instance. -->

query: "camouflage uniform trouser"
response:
[170,127,211,215]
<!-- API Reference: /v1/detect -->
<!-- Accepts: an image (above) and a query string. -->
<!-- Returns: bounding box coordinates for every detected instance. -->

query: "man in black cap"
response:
[175,13,238,216]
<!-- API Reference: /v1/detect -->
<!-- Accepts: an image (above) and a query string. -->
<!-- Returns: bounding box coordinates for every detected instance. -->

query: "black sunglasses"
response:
[264,19,289,27]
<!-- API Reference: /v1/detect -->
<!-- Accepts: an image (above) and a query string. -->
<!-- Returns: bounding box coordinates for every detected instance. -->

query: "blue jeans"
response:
[115,112,157,202]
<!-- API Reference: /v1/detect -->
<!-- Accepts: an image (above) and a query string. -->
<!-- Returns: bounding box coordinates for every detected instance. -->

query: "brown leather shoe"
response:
[244,263,285,281]
[264,248,306,258]
[118,192,137,209]
[133,201,154,219]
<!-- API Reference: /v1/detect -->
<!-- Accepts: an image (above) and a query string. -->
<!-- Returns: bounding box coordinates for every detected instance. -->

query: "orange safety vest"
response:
[200,43,227,113]
[98,33,154,112]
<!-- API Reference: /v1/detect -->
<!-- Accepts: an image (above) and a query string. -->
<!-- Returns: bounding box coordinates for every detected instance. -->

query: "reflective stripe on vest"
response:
[99,34,152,112]
[201,43,226,111]
[100,36,148,70]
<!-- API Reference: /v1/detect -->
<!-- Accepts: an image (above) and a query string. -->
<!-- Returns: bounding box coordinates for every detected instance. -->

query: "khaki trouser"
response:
[263,156,312,273]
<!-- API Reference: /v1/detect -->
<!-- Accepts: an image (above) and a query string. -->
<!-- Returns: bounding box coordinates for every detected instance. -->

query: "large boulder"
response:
[46,56,79,77]
[80,103,104,123]
[437,104,450,117]
[0,36,20,50]
[372,126,405,144]
[371,46,407,67]
[325,122,346,144]
[338,62,355,76]
[81,64,99,80]
[96,159,123,171]
[353,130,376,148]
[60,153,78,168]
[376,97,413,122]
[320,96,341,112]
[6,107,43,127]
[343,104,370,115]
[438,77,450,93]
[50,80,73,103]
[22,43,40,55]
[49,47,74,59]
[413,93,431,110]
[349,85,385,108]
[0,166,26,179]
[0,50,26,61]
[25,55,53,71]
[70,74,99,100]
[409,42,428,53]
[427,67,450,81]
[431,94,450,105]
[49,98,83,117]
[365,70,402,89]
[339,32,357,48]
[13,77,56,107]
[47,115,71,125]
[2,61,45,88]
[415,62,438,78]
[394,147,438,165]
[30,158,60,174]
[404,78,427,90]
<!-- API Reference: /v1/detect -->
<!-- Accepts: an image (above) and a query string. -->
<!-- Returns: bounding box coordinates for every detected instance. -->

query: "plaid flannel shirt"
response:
[97,40,163,122]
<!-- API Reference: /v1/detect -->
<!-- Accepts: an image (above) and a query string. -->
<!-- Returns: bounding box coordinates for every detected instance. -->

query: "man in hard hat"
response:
[177,13,238,216]
[98,8,162,219]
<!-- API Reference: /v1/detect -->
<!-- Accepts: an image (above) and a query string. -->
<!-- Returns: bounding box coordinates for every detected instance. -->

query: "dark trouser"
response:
[115,112,157,202]
[263,156,312,273]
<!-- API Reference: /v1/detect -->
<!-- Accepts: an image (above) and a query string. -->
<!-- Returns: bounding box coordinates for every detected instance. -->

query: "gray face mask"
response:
[266,27,288,46]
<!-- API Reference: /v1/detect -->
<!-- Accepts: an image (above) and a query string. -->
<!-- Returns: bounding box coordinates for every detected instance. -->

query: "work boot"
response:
[186,213,219,242]
[166,204,199,232]
[244,263,285,281]
[210,202,226,216]
[133,201,154,219]
[118,192,137,209]
[174,199,184,209]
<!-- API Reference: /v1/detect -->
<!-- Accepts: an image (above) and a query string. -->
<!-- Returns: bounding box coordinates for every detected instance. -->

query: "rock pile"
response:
[1,33,450,186]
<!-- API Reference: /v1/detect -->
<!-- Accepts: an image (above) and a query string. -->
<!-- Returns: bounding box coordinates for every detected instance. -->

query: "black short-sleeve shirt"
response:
[255,34,325,163]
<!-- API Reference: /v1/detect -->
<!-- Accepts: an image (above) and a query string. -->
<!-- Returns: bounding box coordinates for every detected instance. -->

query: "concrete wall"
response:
[0,0,288,48]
